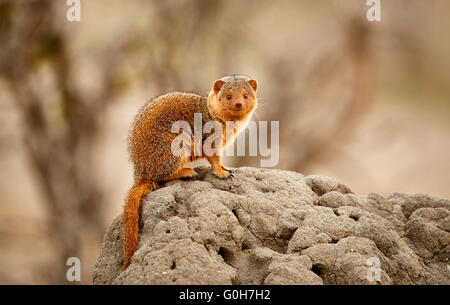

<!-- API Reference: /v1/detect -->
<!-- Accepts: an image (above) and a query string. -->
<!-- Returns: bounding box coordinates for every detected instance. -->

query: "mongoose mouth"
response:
[229,106,248,114]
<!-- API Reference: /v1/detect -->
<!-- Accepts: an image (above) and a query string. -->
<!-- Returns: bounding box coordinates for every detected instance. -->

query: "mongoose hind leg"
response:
[163,168,198,181]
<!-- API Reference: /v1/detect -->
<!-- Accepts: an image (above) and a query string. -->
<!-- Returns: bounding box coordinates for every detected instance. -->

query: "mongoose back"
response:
[122,75,258,270]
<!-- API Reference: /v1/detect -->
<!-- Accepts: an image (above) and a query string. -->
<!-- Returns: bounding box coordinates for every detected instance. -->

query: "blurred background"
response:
[0,0,449,284]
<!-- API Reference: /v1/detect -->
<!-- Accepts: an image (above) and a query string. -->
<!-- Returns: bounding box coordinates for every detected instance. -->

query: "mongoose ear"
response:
[213,80,225,94]
[248,79,258,92]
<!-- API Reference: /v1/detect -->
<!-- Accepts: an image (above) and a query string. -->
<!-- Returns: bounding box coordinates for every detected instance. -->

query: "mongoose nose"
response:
[235,102,242,109]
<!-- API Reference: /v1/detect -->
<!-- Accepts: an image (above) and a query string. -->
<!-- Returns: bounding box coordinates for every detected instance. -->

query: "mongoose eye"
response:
[243,94,248,99]
[226,95,232,100]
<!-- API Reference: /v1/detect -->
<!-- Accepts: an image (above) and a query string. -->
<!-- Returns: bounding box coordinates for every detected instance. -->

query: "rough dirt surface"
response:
[93,167,450,284]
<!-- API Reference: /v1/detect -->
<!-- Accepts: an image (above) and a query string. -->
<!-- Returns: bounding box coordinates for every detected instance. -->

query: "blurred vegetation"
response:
[0,0,449,284]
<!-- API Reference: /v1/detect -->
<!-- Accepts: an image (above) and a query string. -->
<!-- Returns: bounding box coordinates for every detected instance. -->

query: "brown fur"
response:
[121,75,258,270]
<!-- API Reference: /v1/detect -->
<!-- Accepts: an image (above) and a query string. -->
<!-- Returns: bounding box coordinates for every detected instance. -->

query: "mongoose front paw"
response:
[213,169,232,179]
[221,166,234,174]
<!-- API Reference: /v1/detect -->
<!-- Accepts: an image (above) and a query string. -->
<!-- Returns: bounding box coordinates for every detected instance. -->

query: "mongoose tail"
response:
[121,180,156,271]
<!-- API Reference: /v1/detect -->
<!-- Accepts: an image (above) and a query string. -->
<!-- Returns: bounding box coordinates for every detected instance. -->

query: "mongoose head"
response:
[208,75,258,121]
